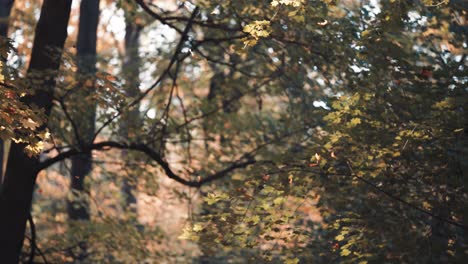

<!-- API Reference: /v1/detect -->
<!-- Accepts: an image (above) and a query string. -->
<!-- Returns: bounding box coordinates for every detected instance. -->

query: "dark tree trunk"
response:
[0,0,72,262]
[120,20,142,216]
[0,0,14,37]
[0,0,15,190]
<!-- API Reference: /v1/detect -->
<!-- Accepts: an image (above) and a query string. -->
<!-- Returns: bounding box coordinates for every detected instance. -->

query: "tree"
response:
[182,1,467,263]
[119,2,144,219]
[67,0,100,222]
[0,0,466,262]
[63,0,100,261]
[0,0,15,188]
[0,0,73,262]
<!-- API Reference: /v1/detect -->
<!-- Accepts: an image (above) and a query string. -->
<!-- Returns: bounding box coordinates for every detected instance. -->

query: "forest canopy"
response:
[0,0,467,263]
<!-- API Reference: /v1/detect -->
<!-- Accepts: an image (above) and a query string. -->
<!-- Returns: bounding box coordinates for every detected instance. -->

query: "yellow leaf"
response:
[242,38,258,47]
[335,234,345,241]
[347,117,361,128]
[249,215,260,225]
[423,201,432,210]
[274,197,286,205]
[0,61,4,83]
[271,0,303,7]
[340,248,351,256]
[193,223,203,232]
[243,20,271,40]
[25,141,44,157]
[284,257,299,264]
[178,225,199,241]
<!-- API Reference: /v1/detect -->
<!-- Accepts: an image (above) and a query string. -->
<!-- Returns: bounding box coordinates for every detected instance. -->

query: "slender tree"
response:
[120,16,143,217]
[68,0,100,222]
[64,0,100,260]
[0,0,15,188]
[0,0,72,262]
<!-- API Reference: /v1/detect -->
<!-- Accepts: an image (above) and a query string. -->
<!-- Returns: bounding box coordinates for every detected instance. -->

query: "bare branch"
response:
[92,6,199,141]
[37,140,255,187]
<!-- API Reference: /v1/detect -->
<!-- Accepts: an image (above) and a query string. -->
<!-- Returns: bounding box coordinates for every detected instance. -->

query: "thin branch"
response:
[135,0,183,34]
[92,6,199,142]
[37,140,255,187]
[175,81,192,164]
[55,97,83,147]
[26,214,48,264]
[345,161,468,231]
[174,77,272,131]
[27,214,36,264]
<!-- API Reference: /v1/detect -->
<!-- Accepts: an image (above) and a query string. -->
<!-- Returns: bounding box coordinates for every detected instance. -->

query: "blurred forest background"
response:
[0,0,467,263]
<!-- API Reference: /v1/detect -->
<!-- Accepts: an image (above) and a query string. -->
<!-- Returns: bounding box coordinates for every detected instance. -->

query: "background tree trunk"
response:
[0,0,72,262]
[66,0,100,260]
[68,0,100,221]
[120,19,142,218]
[0,0,14,37]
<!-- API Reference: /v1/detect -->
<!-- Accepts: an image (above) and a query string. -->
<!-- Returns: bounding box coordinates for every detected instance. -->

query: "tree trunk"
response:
[66,1,100,260]
[120,20,142,217]
[0,0,14,37]
[0,0,72,262]
[68,0,100,221]
[0,0,15,189]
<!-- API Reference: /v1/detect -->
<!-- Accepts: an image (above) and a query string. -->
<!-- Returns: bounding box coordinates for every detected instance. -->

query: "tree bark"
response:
[68,0,100,222]
[120,20,142,217]
[0,0,14,37]
[66,1,100,260]
[0,0,15,190]
[0,0,72,262]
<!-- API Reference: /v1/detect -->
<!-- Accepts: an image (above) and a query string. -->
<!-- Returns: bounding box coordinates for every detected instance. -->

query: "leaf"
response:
[361,30,371,37]
[292,15,305,23]
[193,223,204,232]
[25,141,44,157]
[274,197,286,205]
[178,225,199,241]
[243,20,271,40]
[347,118,361,128]
[248,215,260,225]
[242,37,258,47]
[0,61,4,83]
[340,248,352,256]
[284,258,300,264]
[21,118,40,130]
[204,192,230,205]
[271,0,303,7]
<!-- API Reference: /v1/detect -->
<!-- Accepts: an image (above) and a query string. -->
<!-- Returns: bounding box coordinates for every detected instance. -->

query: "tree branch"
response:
[37,141,255,187]
[27,214,36,264]
[92,5,199,142]
[345,161,468,231]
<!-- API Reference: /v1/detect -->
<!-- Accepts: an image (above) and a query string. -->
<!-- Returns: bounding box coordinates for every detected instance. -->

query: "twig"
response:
[26,214,49,264]
[345,161,468,231]
[92,6,199,142]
